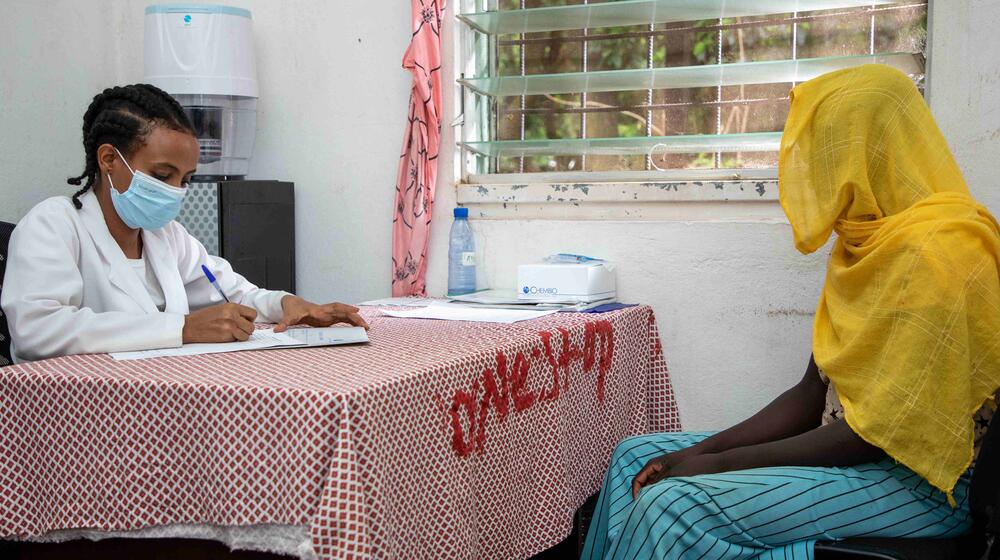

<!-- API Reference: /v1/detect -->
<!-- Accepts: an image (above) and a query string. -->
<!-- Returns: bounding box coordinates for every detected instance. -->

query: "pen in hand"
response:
[201,264,231,303]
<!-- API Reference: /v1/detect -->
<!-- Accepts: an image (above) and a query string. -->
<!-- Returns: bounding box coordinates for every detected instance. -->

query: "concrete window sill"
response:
[456,181,785,221]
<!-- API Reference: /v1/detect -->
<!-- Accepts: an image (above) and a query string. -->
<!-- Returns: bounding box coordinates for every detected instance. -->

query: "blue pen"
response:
[201,264,230,303]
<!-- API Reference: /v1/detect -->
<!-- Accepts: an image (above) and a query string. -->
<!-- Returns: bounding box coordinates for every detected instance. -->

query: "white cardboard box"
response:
[517,262,616,303]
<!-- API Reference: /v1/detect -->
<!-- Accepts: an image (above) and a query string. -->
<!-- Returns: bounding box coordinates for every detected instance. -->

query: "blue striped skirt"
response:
[582,432,971,560]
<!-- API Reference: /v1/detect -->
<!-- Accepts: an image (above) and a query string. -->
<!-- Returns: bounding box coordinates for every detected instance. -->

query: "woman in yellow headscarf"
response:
[582,64,1000,560]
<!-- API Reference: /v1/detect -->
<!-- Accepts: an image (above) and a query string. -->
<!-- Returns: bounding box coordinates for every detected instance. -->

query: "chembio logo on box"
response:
[522,286,558,295]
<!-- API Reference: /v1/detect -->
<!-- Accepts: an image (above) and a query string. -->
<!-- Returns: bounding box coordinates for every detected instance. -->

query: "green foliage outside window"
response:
[487,3,927,173]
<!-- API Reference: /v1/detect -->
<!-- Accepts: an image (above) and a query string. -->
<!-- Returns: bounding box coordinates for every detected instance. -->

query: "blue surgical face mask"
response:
[107,147,186,230]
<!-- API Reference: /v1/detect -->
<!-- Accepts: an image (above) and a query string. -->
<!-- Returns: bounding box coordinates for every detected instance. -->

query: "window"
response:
[455,0,928,183]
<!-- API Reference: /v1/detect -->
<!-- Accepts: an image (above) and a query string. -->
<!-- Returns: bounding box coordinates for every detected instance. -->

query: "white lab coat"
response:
[0,191,289,362]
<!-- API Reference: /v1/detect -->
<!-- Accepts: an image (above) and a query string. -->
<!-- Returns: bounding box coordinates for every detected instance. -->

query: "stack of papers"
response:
[358,290,618,321]
[447,290,547,307]
[448,289,616,311]
[381,301,558,324]
[109,327,369,361]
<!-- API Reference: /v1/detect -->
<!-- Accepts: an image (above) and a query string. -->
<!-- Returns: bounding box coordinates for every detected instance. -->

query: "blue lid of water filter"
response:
[145,4,252,18]
[454,207,469,218]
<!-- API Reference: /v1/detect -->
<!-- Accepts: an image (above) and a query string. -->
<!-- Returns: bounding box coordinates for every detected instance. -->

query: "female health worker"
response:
[0,84,368,363]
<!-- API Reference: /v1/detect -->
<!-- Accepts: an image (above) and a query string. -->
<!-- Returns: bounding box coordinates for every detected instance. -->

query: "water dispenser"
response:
[144,4,258,180]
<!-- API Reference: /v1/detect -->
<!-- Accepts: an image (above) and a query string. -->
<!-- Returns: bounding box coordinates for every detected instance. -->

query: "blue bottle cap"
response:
[454,207,469,218]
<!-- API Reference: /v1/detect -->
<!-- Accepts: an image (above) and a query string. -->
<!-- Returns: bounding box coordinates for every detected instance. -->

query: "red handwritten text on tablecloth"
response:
[447,320,615,457]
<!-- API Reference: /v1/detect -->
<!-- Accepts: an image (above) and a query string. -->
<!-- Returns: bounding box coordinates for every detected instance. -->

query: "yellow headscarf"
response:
[779,64,1000,500]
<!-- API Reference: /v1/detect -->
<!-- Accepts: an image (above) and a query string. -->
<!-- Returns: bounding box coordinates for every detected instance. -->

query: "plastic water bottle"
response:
[448,207,477,295]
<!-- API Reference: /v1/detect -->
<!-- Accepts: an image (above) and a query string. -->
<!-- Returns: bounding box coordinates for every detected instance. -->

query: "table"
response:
[0,305,680,559]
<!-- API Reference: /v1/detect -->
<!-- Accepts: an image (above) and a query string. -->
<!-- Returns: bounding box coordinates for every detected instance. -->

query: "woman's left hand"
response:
[275,295,370,332]
[642,453,727,489]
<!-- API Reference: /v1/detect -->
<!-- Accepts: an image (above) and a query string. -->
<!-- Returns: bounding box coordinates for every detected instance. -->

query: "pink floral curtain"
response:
[392,0,445,296]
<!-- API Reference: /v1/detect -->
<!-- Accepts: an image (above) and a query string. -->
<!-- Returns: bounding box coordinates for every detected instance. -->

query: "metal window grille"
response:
[456,1,928,181]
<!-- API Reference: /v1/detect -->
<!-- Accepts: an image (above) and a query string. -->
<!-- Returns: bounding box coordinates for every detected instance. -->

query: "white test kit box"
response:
[517,262,616,303]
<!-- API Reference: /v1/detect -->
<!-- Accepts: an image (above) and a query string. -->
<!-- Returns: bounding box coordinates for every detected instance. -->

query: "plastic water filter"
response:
[144,4,258,180]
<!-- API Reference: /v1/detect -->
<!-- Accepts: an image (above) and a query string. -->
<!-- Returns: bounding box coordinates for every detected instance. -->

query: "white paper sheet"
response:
[109,327,369,361]
[380,302,559,324]
[358,297,437,307]
[110,329,302,361]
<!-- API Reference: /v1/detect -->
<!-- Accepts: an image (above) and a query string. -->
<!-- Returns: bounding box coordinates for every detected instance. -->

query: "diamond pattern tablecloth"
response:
[0,305,680,559]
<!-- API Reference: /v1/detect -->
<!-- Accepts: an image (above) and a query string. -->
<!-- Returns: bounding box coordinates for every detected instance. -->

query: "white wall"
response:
[0,1,128,222]
[927,0,1000,213]
[2,1,999,430]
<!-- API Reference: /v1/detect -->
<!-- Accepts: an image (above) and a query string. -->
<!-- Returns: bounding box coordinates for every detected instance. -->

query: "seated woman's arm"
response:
[706,417,885,473]
[1,207,186,361]
[633,356,882,496]
[694,356,828,454]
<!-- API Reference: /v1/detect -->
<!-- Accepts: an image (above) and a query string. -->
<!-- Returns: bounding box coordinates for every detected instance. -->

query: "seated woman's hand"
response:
[183,303,258,343]
[632,449,725,499]
[275,295,370,332]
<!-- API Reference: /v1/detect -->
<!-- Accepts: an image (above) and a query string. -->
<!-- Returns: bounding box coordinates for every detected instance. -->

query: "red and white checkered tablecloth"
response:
[0,305,680,559]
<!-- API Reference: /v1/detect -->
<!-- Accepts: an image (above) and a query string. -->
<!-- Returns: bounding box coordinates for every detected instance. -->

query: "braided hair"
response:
[67,84,195,209]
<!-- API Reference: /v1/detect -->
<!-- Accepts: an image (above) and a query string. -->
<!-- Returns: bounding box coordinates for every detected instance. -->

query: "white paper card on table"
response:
[380,301,558,324]
[110,329,300,360]
[358,297,437,307]
[109,327,369,361]
[284,326,370,346]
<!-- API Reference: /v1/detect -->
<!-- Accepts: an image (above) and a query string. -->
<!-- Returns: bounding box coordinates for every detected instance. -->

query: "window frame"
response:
[453,0,929,206]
